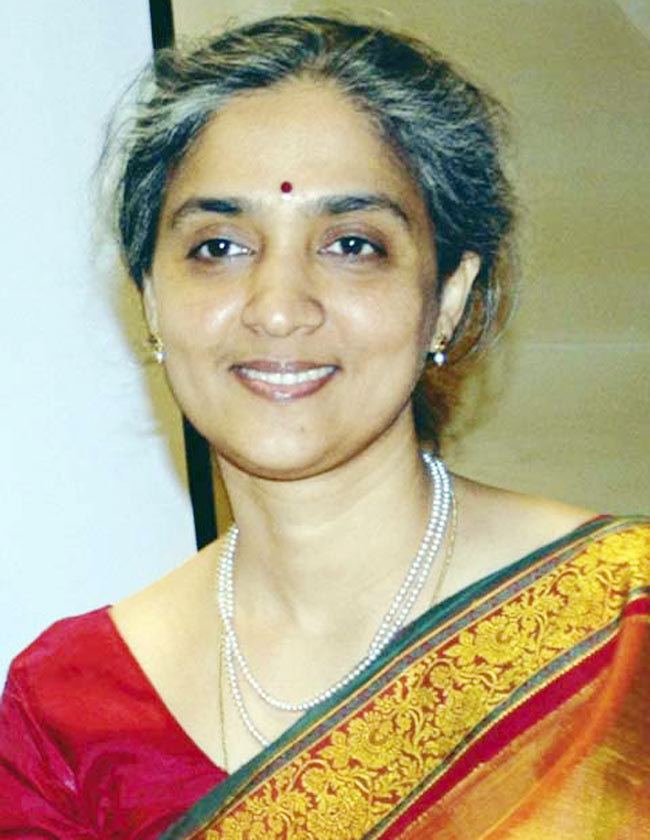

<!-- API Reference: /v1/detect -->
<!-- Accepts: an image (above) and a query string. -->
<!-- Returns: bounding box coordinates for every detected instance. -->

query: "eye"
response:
[189,238,252,262]
[322,236,386,259]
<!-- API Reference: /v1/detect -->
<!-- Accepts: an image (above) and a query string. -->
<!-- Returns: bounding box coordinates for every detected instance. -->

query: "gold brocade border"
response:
[198,522,650,840]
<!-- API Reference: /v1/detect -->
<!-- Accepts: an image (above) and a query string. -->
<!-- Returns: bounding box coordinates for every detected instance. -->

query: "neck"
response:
[216,426,437,634]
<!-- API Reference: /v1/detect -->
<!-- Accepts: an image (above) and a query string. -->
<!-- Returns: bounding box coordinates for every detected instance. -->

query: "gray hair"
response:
[101,14,517,442]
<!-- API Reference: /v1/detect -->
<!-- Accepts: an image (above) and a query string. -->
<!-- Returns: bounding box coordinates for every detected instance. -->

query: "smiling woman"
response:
[144,77,460,479]
[0,14,648,840]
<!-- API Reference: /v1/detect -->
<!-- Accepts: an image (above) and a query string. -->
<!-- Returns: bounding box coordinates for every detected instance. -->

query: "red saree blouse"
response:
[0,608,227,837]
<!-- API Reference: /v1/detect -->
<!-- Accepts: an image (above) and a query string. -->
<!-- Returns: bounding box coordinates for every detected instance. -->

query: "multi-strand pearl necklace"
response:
[217,452,453,747]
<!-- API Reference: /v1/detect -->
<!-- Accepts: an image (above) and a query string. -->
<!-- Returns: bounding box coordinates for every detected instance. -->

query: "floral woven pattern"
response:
[190,523,650,840]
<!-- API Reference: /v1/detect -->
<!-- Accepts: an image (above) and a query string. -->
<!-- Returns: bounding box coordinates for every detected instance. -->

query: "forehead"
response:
[163,79,422,207]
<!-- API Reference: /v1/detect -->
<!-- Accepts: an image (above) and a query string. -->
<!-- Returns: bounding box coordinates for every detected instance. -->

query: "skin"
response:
[144,79,473,482]
[112,78,593,773]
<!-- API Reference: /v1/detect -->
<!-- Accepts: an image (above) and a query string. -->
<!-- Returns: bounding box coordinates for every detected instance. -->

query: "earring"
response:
[148,334,166,364]
[428,335,448,367]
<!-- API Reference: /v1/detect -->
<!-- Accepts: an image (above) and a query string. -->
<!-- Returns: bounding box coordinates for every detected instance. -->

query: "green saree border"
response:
[160,513,647,839]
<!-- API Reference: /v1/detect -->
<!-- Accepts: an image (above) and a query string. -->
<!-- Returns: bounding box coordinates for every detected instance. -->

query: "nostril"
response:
[241,287,325,337]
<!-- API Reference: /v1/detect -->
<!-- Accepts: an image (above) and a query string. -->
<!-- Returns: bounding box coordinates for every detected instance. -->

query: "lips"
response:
[230,360,339,402]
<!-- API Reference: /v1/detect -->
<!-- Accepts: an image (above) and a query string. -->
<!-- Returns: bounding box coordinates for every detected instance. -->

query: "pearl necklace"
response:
[217,452,452,746]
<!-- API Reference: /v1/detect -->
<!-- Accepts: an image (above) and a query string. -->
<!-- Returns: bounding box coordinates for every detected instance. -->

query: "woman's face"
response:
[147,79,466,480]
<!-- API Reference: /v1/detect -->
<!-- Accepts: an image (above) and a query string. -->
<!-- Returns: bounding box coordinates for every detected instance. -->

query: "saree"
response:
[162,515,650,839]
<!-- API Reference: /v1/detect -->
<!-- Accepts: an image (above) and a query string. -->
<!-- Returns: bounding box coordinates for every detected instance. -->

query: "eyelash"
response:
[187,235,386,263]
[188,239,251,261]
[320,236,386,259]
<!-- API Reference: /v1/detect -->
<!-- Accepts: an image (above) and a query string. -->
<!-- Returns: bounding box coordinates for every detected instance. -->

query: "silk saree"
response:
[162,515,650,839]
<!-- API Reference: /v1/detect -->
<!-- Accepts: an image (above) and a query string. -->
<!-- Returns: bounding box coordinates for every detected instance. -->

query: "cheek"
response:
[344,284,431,360]
[155,282,240,353]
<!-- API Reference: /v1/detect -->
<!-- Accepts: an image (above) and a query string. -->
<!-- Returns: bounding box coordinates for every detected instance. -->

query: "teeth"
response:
[238,365,335,385]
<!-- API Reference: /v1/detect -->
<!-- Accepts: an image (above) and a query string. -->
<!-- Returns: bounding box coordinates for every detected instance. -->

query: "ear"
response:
[142,274,160,336]
[430,252,481,348]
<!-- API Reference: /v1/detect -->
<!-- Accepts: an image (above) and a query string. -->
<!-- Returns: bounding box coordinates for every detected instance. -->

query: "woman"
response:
[0,14,647,839]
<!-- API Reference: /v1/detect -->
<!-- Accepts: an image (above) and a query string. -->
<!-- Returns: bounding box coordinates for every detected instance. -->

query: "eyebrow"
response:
[170,197,244,227]
[168,192,412,229]
[315,194,411,227]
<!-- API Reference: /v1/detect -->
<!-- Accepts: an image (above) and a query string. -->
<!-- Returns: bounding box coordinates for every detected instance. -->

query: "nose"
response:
[241,253,325,338]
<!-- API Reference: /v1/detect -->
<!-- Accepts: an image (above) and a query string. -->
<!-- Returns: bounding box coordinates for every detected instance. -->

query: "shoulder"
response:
[2,606,124,749]
[454,476,596,566]
[111,537,221,639]
[0,615,115,831]
[570,513,650,590]
[451,475,649,587]
[109,537,223,688]
[444,475,649,600]
[9,607,114,691]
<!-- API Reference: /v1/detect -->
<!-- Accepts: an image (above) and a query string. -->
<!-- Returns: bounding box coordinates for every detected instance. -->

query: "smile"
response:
[231,362,338,402]
[238,365,336,384]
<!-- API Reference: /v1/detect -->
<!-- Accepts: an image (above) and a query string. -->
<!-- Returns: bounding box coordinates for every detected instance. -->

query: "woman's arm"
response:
[0,665,96,838]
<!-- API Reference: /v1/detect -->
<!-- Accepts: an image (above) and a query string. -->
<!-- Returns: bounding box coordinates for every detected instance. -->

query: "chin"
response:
[221,447,334,482]
[212,429,340,482]
[191,391,415,482]
[213,412,410,483]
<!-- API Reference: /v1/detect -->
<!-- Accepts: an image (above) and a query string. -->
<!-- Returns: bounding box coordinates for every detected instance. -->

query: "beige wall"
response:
[171,0,649,514]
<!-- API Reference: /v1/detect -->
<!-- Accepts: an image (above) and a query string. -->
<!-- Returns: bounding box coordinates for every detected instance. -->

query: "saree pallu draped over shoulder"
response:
[162,516,650,840]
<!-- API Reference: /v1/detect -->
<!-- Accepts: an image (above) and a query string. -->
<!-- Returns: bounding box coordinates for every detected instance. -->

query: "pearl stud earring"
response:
[148,334,166,364]
[428,336,448,367]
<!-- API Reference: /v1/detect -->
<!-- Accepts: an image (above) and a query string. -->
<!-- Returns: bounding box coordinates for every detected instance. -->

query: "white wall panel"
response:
[0,1,196,679]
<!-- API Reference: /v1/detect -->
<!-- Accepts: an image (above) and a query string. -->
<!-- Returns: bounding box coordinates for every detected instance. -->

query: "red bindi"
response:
[280,181,293,194]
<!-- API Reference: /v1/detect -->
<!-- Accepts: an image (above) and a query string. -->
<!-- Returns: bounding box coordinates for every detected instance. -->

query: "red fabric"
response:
[0,608,227,838]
